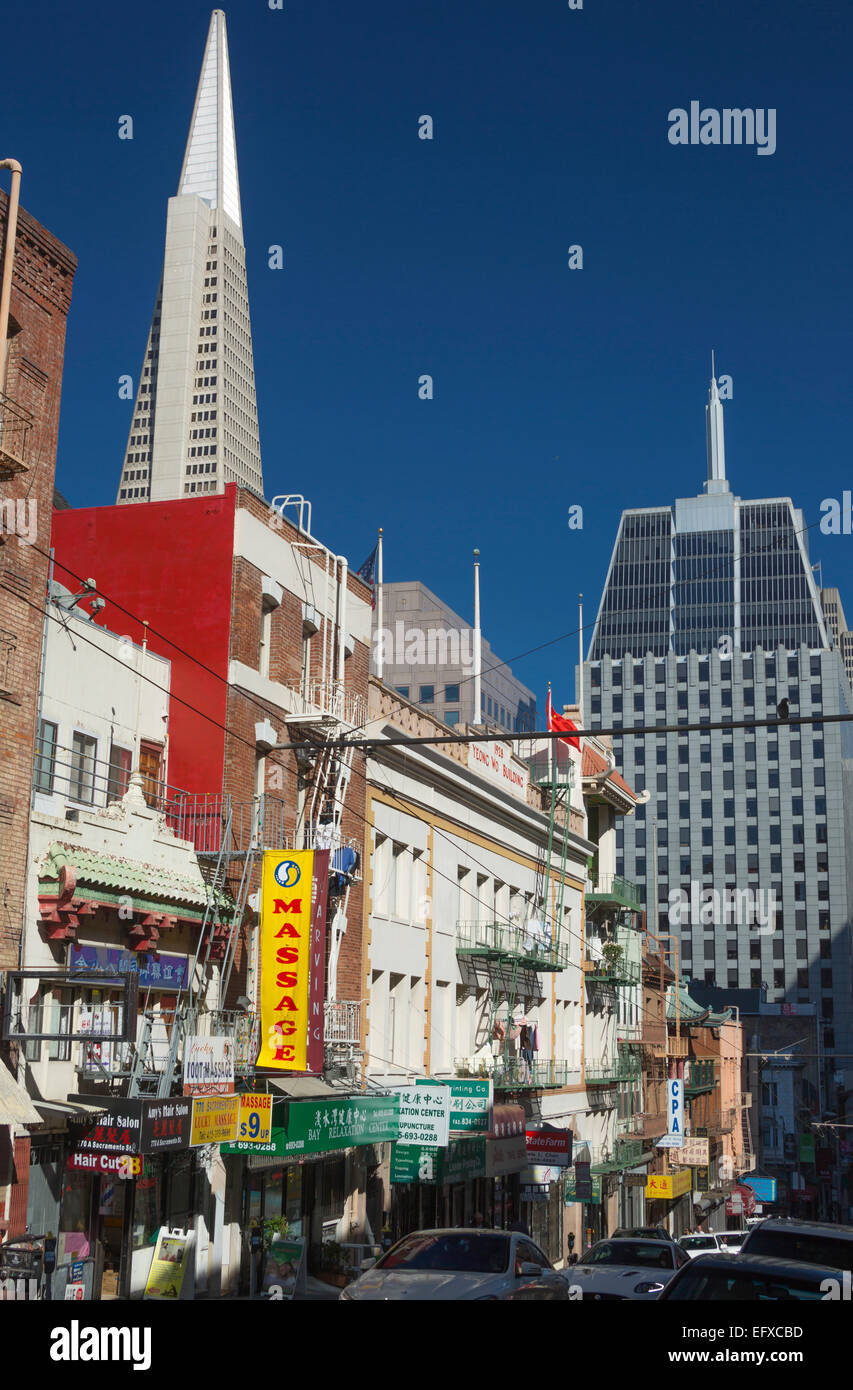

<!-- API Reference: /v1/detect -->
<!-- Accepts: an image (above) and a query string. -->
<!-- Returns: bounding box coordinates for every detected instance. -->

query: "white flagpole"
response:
[473,548,482,726]
[376,527,384,681]
[577,593,584,731]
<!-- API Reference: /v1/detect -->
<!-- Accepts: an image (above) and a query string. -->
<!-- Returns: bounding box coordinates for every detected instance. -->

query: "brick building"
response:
[0,182,76,1240]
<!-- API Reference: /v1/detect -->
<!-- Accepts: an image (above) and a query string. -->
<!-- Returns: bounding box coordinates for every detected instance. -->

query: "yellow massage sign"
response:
[256,851,315,1071]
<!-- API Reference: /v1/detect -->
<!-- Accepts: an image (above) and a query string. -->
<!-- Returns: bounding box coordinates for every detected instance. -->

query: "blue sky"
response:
[4,0,852,712]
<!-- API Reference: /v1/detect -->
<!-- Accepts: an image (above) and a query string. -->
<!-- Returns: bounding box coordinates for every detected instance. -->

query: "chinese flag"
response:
[546,691,580,749]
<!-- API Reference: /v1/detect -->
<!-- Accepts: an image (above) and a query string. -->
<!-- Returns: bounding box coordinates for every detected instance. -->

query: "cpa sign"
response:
[667,1078,684,1141]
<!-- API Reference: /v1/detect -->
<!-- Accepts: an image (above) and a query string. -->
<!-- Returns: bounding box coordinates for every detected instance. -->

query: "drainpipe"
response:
[0,159,22,391]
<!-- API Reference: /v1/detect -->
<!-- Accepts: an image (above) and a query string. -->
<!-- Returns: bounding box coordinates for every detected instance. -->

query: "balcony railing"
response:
[455,920,571,972]
[585,872,643,913]
[685,1058,717,1095]
[641,1021,667,1054]
[584,1057,618,1086]
[325,999,361,1046]
[583,948,640,986]
[0,390,34,478]
[666,1035,689,1058]
[454,1057,570,1090]
[285,679,367,729]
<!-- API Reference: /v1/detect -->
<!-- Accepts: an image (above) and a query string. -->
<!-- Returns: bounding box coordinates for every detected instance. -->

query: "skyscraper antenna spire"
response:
[705,351,727,491]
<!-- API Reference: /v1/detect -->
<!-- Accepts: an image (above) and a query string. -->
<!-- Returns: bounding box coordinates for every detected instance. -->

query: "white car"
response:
[717,1230,747,1254]
[339,1228,572,1301]
[679,1233,722,1259]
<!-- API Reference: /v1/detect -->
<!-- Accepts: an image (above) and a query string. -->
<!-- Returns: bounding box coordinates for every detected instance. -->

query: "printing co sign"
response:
[256,850,329,1073]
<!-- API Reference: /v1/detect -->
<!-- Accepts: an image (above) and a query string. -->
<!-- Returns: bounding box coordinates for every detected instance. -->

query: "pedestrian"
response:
[470,1212,485,1228]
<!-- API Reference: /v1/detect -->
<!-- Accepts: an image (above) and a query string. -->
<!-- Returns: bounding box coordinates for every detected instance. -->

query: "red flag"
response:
[547,691,580,749]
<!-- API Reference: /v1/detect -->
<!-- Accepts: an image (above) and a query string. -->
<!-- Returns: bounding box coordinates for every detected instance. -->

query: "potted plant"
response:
[317,1240,350,1289]
[601,941,624,974]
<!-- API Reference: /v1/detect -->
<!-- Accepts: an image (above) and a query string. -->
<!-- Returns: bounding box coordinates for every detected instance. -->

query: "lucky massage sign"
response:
[256,849,329,1073]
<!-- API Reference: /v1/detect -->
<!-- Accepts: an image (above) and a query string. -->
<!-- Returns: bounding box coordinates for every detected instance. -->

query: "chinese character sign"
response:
[256,851,315,1071]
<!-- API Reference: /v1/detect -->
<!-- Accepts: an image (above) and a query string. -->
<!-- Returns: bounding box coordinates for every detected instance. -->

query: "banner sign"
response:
[672,1136,709,1167]
[183,1036,235,1096]
[467,739,529,801]
[390,1137,488,1185]
[69,943,189,991]
[416,1078,492,1132]
[143,1228,191,1301]
[235,1092,274,1145]
[67,1153,142,1177]
[667,1078,684,1143]
[694,1165,710,1192]
[140,1098,192,1154]
[221,1095,401,1158]
[256,850,320,1072]
[485,1134,528,1177]
[189,1094,240,1147]
[573,1160,592,1201]
[398,1087,451,1147]
[69,1101,143,1156]
[525,1130,572,1167]
[645,1170,691,1200]
[307,849,330,1074]
[741,1176,777,1203]
[565,1169,601,1205]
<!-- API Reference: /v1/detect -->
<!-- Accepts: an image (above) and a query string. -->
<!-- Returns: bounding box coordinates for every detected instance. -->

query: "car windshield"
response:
[583,1242,673,1269]
[745,1229,853,1271]
[681,1237,717,1250]
[666,1269,828,1301]
[379,1233,510,1274]
[718,1234,745,1249]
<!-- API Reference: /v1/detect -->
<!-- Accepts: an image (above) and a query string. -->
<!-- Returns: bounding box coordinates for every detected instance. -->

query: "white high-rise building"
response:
[117,10,264,504]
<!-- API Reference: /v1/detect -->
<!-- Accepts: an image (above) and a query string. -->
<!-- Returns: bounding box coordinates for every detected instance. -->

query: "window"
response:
[139,743,163,808]
[70,732,98,804]
[107,741,132,801]
[394,686,409,698]
[259,607,272,679]
[35,719,58,794]
[444,684,460,703]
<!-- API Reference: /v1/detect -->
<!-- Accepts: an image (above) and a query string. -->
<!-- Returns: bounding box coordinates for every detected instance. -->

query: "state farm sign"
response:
[467,740,529,801]
[525,1129,572,1167]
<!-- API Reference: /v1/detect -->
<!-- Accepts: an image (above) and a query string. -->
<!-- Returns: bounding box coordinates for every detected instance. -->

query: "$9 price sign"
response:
[237,1093,273,1144]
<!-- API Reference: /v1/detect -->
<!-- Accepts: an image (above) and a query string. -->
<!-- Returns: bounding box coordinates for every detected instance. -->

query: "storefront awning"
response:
[265,1077,345,1101]
[32,1099,106,1117]
[0,1062,43,1126]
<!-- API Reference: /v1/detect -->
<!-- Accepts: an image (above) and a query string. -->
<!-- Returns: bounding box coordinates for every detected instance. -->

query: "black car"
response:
[659,1251,845,1300]
[739,1218,853,1272]
[611,1225,673,1242]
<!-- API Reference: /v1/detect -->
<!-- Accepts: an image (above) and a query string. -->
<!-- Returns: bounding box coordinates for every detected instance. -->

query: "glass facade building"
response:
[583,372,853,1097]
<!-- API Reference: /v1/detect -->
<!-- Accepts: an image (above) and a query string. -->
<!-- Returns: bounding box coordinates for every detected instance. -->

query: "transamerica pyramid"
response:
[117,10,264,504]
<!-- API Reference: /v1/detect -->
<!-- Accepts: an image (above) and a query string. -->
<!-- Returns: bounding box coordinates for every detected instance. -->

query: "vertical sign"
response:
[307,849,330,1074]
[256,851,315,1071]
[667,1077,684,1144]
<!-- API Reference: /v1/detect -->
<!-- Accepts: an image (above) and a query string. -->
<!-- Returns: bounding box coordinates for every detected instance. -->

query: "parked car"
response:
[740,1217,853,1272]
[611,1226,673,1242]
[679,1233,722,1259]
[569,1238,690,1300]
[659,1250,844,1300]
[339,1229,571,1301]
[717,1230,747,1254]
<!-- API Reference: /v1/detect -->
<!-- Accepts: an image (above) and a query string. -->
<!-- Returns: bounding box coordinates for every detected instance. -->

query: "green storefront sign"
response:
[564,1171,602,1205]
[222,1094,400,1157]
[799,1132,816,1164]
[416,1078,492,1132]
[390,1137,488,1185]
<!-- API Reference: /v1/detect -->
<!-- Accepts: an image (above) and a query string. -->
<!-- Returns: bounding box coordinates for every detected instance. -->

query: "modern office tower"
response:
[821,587,853,692]
[375,580,537,731]
[583,366,853,1096]
[116,10,263,504]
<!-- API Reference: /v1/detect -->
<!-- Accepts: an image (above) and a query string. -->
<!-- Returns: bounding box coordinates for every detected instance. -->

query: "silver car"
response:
[570,1237,691,1299]
[339,1228,572,1301]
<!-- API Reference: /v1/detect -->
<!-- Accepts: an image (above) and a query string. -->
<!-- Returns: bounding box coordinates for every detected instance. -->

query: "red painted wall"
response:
[51,487,237,796]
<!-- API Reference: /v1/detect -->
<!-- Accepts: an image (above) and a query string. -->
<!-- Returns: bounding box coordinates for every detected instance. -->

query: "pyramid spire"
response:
[178,10,242,234]
[116,10,263,506]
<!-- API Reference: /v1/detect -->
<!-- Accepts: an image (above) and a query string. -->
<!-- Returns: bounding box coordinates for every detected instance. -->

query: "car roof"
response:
[393,1228,511,1237]
[680,1251,845,1280]
[591,1236,675,1247]
[747,1217,853,1238]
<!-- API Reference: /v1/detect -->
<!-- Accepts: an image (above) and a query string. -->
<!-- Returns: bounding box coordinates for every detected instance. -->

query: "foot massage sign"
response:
[256,849,330,1072]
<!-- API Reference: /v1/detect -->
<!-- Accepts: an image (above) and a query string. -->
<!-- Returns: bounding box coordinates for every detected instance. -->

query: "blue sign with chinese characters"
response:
[69,944,189,991]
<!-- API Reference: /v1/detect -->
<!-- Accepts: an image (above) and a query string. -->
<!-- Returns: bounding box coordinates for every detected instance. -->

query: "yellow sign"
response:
[143,1228,190,1301]
[645,1169,692,1200]
[236,1092,273,1144]
[256,850,315,1071]
[189,1094,240,1147]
